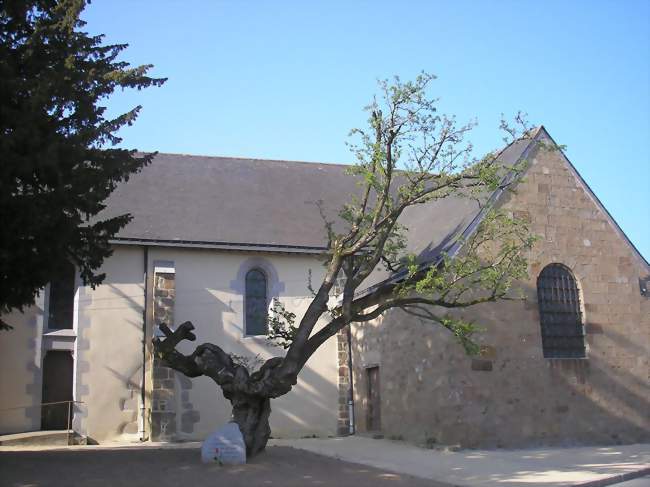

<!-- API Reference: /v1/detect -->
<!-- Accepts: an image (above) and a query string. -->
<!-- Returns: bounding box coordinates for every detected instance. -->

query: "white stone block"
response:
[201,422,246,465]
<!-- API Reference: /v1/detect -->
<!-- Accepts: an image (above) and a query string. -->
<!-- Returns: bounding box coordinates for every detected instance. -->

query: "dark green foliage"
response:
[0,0,166,329]
[267,299,298,349]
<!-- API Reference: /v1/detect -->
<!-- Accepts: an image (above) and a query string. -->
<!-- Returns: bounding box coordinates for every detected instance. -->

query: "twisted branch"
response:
[153,321,292,398]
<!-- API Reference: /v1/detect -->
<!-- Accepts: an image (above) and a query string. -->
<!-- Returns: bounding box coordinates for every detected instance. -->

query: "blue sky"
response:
[83,0,649,260]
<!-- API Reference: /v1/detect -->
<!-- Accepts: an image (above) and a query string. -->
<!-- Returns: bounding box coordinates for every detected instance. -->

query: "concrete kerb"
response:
[0,440,202,453]
[579,471,650,487]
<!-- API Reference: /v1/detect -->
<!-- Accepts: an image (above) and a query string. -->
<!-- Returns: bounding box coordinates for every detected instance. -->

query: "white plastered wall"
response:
[76,245,146,442]
[146,246,338,440]
[0,298,43,434]
[0,245,339,441]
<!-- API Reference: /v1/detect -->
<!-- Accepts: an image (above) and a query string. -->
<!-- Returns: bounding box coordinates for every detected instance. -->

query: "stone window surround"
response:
[230,257,285,338]
[536,262,589,360]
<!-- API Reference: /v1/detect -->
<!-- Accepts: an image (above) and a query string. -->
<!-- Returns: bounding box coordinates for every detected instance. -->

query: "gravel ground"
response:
[0,445,450,487]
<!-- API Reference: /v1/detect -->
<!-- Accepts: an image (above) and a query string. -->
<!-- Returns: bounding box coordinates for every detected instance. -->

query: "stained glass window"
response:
[245,269,268,335]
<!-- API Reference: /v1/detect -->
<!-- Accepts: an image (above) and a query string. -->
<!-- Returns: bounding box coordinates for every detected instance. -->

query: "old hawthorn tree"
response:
[154,74,538,457]
[0,0,165,329]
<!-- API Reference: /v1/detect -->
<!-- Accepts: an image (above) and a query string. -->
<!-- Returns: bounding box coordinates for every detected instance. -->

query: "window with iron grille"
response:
[537,263,586,358]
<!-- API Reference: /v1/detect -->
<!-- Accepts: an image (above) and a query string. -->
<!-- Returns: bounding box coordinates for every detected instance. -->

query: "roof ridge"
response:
[151,152,353,168]
[144,129,542,170]
[148,130,540,169]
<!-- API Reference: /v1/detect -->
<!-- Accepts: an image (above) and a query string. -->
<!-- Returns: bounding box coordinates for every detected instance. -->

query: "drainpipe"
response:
[347,325,355,434]
[139,246,149,441]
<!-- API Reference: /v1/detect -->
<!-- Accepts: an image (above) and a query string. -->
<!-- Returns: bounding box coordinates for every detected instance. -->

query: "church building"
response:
[1,127,648,448]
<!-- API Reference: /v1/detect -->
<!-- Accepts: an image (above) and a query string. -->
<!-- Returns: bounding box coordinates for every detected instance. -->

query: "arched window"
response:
[245,268,268,336]
[537,264,585,358]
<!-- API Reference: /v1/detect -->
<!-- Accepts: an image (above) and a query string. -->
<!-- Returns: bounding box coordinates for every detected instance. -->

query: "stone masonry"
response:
[337,326,352,435]
[151,269,177,441]
[351,131,650,448]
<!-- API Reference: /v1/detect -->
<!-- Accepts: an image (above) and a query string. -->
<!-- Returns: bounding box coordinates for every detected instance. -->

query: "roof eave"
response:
[109,237,327,255]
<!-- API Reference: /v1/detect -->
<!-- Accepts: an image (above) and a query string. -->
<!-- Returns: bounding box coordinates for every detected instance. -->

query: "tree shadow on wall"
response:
[349,278,649,449]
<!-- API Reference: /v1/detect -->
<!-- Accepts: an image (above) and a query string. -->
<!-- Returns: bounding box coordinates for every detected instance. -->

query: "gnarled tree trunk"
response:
[230,394,272,456]
[153,321,293,457]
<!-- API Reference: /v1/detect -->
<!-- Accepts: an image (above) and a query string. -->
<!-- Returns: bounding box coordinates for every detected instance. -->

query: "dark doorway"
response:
[41,351,74,430]
[366,366,381,431]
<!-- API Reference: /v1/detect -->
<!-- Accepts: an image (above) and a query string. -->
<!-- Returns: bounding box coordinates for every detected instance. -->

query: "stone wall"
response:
[337,326,352,435]
[151,268,178,441]
[351,133,650,448]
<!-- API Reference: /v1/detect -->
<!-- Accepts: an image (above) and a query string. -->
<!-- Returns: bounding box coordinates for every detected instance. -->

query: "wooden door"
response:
[366,366,381,431]
[41,351,73,430]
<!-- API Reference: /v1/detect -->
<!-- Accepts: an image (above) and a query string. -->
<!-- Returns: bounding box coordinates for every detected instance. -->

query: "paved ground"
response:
[1,438,648,487]
[0,445,448,487]
[272,437,650,487]
[611,477,649,487]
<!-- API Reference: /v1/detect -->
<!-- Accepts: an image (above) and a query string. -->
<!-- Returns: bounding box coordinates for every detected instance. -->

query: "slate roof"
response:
[101,136,533,260]
[99,126,649,289]
[101,155,357,252]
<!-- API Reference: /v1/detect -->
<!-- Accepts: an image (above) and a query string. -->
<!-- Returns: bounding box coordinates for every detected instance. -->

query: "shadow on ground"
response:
[0,446,449,487]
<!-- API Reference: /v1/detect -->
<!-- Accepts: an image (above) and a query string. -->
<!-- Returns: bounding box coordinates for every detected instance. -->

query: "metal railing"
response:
[0,400,86,445]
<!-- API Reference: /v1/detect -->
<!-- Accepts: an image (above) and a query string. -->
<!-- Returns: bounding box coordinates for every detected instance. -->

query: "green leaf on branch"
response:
[266,299,299,349]
[440,316,482,356]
